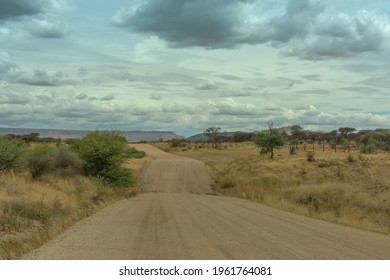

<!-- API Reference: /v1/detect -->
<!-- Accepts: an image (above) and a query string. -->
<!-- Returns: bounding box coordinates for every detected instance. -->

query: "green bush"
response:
[70,131,133,188]
[170,138,186,148]
[26,144,55,179]
[360,144,376,154]
[126,147,146,158]
[0,136,26,172]
[306,151,315,162]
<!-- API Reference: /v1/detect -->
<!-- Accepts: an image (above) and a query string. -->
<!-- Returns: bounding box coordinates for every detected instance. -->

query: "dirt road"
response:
[23,144,390,259]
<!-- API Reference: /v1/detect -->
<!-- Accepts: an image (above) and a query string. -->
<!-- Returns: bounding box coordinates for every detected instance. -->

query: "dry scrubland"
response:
[153,142,390,235]
[0,148,150,259]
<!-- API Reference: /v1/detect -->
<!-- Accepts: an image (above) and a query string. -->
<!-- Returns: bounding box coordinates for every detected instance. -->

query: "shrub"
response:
[100,166,133,188]
[126,147,146,159]
[26,144,55,179]
[360,144,376,154]
[53,146,82,176]
[0,136,26,172]
[170,138,186,148]
[70,131,133,188]
[306,151,315,162]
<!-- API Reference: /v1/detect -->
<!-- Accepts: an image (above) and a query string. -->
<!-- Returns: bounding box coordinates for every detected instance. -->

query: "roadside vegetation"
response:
[157,126,390,236]
[0,131,146,259]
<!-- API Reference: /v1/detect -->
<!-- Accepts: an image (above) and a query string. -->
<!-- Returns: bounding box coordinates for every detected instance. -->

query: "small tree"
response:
[70,131,133,187]
[255,123,286,159]
[203,126,222,149]
[0,136,26,172]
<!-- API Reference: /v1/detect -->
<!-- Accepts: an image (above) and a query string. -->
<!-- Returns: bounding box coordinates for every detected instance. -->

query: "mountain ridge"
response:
[0,127,182,143]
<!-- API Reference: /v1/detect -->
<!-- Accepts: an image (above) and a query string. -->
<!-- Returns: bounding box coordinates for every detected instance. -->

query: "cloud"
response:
[209,98,257,116]
[301,74,321,81]
[28,18,70,38]
[0,92,33,105]
[150,93,162,100]
[12,69,73,86]
[1,0,72,41]
[194,80,218,90]
[268,0,324,43]
[219,89,252,97]
[218,74,243,81]
[99,94,115,101]
[0,0,73,21]
[341,86,382,95]
[0,0,43,21]
[294,89,330,95]
[113,0,254,48]
[113,0,390,59]
[282,10,390,59]
[0,51,19,75]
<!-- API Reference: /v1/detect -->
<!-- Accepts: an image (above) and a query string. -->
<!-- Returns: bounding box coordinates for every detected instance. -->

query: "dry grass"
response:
[154,141,390,235]
[0,153,149,259]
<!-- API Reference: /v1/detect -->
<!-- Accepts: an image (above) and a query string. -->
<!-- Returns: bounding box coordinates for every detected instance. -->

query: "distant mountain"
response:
[0,127,182,143]
[187,131,239,142]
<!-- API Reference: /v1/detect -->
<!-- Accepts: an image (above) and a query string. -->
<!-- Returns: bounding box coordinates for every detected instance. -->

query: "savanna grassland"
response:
[0,132,149,259]
[153,141,390,235]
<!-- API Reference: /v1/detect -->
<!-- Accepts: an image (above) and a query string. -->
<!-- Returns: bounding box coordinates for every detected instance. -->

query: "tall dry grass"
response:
[157,141,390,235]
[0,153,148,259]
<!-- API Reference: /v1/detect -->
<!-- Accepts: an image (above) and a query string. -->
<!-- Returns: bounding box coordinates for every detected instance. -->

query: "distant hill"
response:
[0,127,182,143]
[187,131,241,142]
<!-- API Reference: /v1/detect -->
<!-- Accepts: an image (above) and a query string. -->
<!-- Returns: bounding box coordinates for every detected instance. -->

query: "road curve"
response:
[22,144,390,259]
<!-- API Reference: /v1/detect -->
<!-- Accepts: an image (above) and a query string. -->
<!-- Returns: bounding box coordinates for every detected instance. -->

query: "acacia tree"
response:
[255,123,286,159]
[203,126,222,149]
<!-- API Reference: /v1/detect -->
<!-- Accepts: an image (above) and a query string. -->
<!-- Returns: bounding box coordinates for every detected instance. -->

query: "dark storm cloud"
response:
[0,0,43,21]
[113,0,254,48]
[114,0,390,59]
[1,0,71,39]
[268,0,324,42]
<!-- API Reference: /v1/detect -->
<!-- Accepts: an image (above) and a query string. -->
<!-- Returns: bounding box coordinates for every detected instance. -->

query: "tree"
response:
[338,127,356,138]
[203,126,222,149]
[0,136,26,172]
[290,125,304,140]
[255,123,286,159]
[70,131,133,187]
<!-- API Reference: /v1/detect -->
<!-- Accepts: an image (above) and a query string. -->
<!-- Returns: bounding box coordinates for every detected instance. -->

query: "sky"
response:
[1,0,390,136]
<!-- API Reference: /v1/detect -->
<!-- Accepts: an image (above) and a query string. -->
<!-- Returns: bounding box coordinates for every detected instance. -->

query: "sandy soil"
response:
[22,144,390,259]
